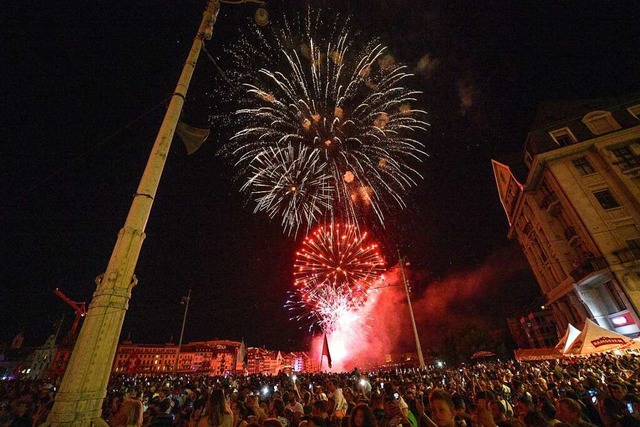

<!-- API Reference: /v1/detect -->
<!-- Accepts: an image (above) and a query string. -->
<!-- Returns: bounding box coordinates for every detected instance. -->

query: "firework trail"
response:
[287,222,385,333]
[220,12,429,235]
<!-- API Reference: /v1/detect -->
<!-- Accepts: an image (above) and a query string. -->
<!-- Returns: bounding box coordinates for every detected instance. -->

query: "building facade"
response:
[493,95,640,337]
[9,336,322,379]
[520,310,558,347]
[507,309,558,348]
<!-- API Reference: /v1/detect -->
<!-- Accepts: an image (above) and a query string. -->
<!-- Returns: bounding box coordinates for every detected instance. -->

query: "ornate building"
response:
[493,95,640,337]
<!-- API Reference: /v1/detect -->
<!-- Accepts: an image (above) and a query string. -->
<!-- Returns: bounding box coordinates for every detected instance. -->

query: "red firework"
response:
[292,223,385,330]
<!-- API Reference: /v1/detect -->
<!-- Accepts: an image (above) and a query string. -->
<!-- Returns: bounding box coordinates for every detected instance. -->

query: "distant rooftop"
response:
[524,92,640,160]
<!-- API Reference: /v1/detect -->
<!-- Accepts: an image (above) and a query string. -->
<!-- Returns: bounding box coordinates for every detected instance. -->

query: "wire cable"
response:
[23,96,171,193]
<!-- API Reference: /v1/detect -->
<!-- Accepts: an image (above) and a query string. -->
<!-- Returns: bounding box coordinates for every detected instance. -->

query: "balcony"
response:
[613,247,640,263]
[564,226,581,247]
[540,193,556,209]
[540,193,561,216]
[570,256,608,282]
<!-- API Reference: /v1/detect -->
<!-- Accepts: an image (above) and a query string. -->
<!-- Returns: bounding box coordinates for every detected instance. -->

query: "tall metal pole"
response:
[174,289,191,375]
[398,251,426,369]
[46,2,220,425]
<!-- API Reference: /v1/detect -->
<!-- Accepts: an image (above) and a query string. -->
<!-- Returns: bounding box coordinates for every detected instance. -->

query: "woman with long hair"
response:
[198,389,233,427]
[123,399,144,427]
[350,403,378,427]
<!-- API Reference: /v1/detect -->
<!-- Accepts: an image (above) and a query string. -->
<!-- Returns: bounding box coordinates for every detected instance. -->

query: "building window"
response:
[627,105,640,120]
[611,145,640,171]
[603,282,626,313]
[549,128,577,146]
[582,111,621,135]
[593,189,621,210]
[572,156,596,175]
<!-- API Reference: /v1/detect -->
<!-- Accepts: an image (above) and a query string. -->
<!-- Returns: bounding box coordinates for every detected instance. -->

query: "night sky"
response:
[2,1,639,352]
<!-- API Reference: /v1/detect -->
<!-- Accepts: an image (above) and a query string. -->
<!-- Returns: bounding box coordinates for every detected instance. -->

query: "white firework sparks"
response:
[221,12,429,235]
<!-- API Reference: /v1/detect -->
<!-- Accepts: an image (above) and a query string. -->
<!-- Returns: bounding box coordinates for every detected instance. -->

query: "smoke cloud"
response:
[317,246,533,370]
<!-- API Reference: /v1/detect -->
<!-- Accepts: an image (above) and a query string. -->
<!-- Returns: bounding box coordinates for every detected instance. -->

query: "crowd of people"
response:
[1,353,639,427]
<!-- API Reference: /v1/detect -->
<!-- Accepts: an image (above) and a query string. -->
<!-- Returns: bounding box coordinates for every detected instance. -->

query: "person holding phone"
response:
[625,396,639,420]
[598,397,640,427]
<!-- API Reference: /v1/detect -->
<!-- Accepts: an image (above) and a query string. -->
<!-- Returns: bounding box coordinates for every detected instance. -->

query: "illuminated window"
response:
[582,111,621,135]
[627,105,640,120]
[549,128,577,146]
[572,156,596,175]
[593,189,621,210]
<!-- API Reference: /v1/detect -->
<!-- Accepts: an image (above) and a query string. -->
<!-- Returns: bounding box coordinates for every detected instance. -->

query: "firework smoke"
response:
[313,247,534,370]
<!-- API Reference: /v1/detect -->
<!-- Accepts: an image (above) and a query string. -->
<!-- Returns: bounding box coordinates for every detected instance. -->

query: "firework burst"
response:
[221,12,429,235]
[288,222,385,332]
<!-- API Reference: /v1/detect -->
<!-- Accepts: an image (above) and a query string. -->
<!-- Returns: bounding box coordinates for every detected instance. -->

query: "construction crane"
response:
[54,288,87,335]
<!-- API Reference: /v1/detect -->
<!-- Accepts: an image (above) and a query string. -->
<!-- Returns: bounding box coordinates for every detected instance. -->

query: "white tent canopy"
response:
[555,323,581,353]
[564,319,636,355]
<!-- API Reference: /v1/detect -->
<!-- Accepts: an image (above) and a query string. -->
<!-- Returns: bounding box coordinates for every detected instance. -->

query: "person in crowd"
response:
[609,384,629,403]
[625,395,640,421]
[3,352,640,426]
[475,392,497,427]
[309,416,328,427]
[489,400,510,427]
[403,388,421,427]
[556,398,598,427]
[198,389,233,427]
[451,395,471,427]
[314,386,328,402]
[271,398,290,427]
[537,396,560,426]
[380,397,410,427]
[524,411,550,427]
[150,398,175,426]
[246,393,268,423]
[598,397,640,427]
[312,400,330,425]
[232,399,249,427]
[370,393,387,425]
[515,396,536,424]
[127,399,145,427]
[328,379,348,420]
[344,388,357,417]
[350,403,378,427]
[112,396,144,427]
[264,418,284,427]
[287,391,305,415]
[428,390,456,427]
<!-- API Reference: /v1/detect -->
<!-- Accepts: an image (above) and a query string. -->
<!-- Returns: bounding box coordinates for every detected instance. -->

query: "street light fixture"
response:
[398,250,426,370]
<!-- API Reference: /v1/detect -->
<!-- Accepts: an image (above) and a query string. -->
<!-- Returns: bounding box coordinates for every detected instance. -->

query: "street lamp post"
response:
[398,251,426,369]
[173,289,192,375]
[45,2,220,425]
